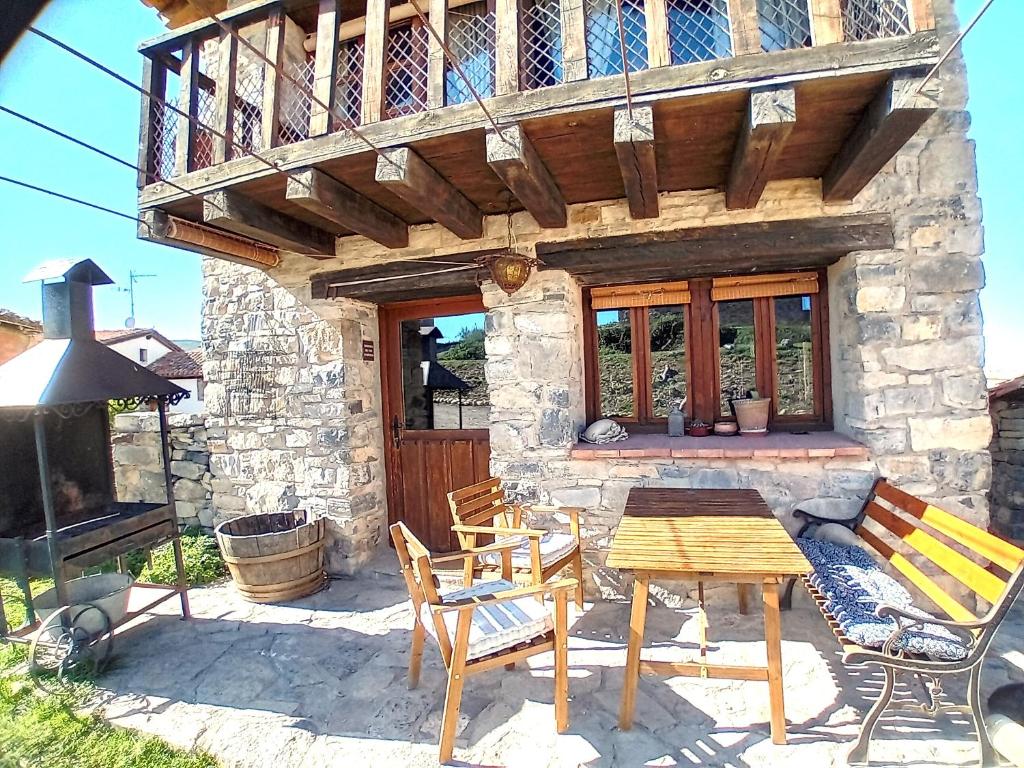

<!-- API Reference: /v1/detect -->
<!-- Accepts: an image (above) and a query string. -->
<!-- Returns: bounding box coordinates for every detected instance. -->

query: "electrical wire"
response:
[0,104,209,205]
[914,0,996,96]
[27,26,294,180]
[613,0,635,121]
[0,174,149,229]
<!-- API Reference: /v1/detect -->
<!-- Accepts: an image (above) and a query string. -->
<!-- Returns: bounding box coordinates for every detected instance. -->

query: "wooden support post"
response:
[822,71,938,201]
[213,29,239,163]
[203,190,336,257]
[495,0,520,95]
[727,84,797,209]
[763,578,786,745]
[727,0,761,56]
[644,0,670,68]
[261,11,286,150]
[908,0,935,33]
[362,0,389,123]
[174,39,200,175]
[561,0,588,82]
[375,147,484,239]
[809,0,843,46]
[619,574,649,730]
[486,125,566,228]
[286,168,409,248]
[427,0,448,108]
[613,105,659,219]
[137,56,166,188]
[310,0,341,136]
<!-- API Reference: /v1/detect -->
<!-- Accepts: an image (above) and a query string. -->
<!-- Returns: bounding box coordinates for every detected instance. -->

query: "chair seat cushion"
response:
[798,538,969,662]
[420,579,554,661]
[477,532,578,570]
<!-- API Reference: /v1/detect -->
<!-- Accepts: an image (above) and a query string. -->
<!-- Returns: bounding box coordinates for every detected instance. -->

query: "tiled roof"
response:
[0,308,41,332]
[147,348,204,379]
[96,328,183,351]
[990,374,1024,402]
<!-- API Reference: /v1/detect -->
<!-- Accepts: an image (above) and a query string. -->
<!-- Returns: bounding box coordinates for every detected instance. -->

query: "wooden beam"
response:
[261,11,286,150]
[644,0,670,68]
[362,0,388,124]
[494,0,520,95]
[309,0,341,136]
[809,0,843,46]
[561,0,588,82]
[427,0,448,108]
[286,168,409,248]
[311,253,486,302]
[726,84,797,210]
[728,0,761,56]
[908,0,934,33]
[137,57,166,188]
[375,147,483,239]
[174,39,200,175]
[203,190,335,256]
[138,208,280,269]
[613,105,659,219]
[822,71,938,201]
[486,125,566,229]
[213,29,238,164]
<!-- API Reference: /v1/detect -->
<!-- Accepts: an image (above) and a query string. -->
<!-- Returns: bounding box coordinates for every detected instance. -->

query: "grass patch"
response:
[135,529,226,587]
[0,676,218,768]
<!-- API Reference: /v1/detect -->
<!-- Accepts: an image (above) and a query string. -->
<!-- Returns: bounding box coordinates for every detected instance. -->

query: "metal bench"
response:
[789,478,1024,768]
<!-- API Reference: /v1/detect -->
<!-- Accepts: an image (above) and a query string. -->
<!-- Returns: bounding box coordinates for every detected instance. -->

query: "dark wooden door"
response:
[380,296,491,552]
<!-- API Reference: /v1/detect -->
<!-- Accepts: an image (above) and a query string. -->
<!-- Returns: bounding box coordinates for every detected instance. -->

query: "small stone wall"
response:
[990,394,1024,543]
[112,412,213,528]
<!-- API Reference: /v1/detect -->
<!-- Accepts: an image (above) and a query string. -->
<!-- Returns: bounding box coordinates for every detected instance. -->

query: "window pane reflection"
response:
[596,309,635,418]
[775,295,815,416]
[649,306,686,417]
[718,299,756,417]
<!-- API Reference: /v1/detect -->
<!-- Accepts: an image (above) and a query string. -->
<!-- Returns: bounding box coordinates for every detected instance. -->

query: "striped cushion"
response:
[421,579,553,661]
[477,532,578,569]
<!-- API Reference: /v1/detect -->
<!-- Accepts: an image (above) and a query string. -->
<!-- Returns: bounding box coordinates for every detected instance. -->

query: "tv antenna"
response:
[119,269,156,328]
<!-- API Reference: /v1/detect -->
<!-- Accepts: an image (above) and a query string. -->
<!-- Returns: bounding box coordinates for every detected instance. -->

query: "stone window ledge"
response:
[570,431,869,460]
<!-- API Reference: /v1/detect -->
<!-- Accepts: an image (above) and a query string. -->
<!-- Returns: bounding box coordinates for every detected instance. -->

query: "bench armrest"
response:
[430,578,579,613]
[843,603,981,666]
[875,604,989,632]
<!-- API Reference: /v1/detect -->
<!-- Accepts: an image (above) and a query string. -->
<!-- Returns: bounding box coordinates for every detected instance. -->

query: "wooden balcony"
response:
[137,0,940,260]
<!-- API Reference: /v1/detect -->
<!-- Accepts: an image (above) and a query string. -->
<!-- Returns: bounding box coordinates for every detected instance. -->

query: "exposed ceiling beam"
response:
[286,168,409,249]
[726,84,797,210]
[374,147,483,240]
[613,105,659,219]
[486,124,566,229]
[203,190,335,258]
[822,71,939,201]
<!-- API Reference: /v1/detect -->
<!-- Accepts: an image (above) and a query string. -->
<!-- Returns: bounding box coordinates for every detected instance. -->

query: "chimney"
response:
[22,259,114,341]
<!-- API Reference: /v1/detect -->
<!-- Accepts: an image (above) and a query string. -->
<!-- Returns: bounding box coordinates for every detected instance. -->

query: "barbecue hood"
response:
[0,259,187,409]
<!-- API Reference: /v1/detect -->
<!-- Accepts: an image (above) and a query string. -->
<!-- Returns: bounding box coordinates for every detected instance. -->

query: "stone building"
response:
[137,0,988,576]
[0,309,41,364]
[989,376,1024,544]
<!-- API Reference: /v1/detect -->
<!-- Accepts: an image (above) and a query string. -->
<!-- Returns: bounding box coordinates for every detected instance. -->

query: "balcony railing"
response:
[138,0,935,185]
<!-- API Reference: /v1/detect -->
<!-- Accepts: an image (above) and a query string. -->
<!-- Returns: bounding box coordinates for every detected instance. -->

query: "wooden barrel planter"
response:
[215,512,326,603]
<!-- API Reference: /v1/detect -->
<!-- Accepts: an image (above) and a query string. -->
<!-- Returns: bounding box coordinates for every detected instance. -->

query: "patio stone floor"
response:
[93,555,1024,767]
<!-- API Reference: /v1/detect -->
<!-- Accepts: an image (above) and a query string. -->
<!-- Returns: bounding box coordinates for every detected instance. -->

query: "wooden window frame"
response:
[584,270,832,431]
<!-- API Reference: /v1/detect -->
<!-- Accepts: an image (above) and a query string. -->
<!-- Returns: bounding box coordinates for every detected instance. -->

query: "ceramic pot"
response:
[732,397,771,434]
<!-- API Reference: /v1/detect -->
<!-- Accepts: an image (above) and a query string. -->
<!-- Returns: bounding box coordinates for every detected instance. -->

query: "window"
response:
[196,380,205,402]
[139,348,148,363]
[584,271,830,430]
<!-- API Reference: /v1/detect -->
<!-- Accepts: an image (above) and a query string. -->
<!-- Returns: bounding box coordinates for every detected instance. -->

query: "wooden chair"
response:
[390,521,576,763]
[447,477,585,609]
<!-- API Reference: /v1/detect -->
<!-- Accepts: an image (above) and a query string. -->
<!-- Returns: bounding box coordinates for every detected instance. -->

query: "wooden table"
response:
[607,488,811,745]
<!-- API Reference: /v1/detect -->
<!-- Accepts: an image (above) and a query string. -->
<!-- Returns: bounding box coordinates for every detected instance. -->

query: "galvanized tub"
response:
[34,572,134,636]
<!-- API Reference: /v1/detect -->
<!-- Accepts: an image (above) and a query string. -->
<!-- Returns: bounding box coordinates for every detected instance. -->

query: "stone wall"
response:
[112,412,213,527]
[200,257,387,575]
[990,393,1024,543]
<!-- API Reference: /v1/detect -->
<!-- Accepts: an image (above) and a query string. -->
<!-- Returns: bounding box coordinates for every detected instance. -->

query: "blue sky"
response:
[0,1,1020,368]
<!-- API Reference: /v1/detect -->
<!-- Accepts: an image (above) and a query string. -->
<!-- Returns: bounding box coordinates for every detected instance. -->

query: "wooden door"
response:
[380,296,491,552]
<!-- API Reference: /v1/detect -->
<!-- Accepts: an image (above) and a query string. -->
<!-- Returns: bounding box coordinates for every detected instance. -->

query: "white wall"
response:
[106,334,176,366]
[169,377,205,414]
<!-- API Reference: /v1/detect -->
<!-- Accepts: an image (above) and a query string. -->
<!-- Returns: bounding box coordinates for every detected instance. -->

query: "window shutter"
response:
[711,272,818,301]
[590,281,691,310]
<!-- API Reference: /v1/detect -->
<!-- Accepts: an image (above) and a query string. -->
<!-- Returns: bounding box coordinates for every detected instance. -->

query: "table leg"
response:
[697,581,708,672]
[763,578,786,744]
[619,574,649,730]
[736,583,750,615]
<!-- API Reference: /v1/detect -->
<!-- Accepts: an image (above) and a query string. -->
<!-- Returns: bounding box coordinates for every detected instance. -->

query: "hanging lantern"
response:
[477,251,539,295]
[475,197,540,295]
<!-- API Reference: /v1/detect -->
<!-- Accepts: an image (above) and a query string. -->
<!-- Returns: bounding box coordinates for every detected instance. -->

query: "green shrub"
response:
[138,529,225,587]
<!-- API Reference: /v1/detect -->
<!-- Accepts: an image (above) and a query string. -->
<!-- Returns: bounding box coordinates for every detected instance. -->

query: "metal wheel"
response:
[29,602,113,692]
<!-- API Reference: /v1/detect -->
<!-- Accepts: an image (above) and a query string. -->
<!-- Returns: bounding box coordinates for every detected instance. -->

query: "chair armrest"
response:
[519,505,584,544]
[430,578,579,613]
[451,524,547,538]
[430,539,528,565]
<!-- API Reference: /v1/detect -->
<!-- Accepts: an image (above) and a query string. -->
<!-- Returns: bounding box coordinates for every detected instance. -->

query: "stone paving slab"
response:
[91,554,1024,767]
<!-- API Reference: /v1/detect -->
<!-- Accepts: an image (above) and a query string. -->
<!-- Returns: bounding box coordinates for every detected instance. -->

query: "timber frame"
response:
[134,0,941,267]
